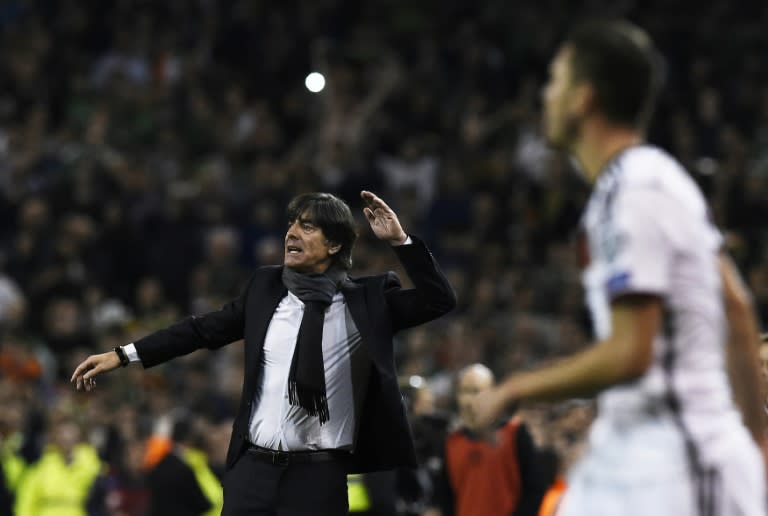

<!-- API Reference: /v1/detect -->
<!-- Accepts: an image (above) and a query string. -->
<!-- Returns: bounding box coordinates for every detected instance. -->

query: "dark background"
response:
[1,1,767,514]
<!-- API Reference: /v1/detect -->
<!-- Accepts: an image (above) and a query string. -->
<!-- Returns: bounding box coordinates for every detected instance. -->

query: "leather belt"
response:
[246,443,349,466]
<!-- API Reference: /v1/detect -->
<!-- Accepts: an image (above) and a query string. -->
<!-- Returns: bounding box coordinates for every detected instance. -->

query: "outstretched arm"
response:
[467,294,660,428]
[72,274,254,391]
[719,253,767,445]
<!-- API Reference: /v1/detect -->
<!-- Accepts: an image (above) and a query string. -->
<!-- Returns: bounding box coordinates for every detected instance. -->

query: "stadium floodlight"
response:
[305,72,326,93]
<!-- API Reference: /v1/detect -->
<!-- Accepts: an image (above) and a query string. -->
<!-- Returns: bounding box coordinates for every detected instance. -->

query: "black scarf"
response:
[281,264,347,424]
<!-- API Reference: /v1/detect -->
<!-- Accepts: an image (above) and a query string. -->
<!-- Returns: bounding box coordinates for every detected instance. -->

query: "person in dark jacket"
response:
[72,191,456,515]
[145,414,212,516]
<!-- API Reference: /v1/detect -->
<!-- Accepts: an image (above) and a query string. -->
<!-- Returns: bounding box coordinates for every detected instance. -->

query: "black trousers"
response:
[221,451,350,516]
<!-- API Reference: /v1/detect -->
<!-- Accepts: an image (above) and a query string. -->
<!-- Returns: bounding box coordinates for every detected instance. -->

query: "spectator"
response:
[86,438,150,516]
[144,412,212,516]
[437,364,547,516]
[0,397,27,507]
[14,411,102,516]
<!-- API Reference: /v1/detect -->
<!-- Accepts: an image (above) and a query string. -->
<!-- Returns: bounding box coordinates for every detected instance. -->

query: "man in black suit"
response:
[72,190,456,515]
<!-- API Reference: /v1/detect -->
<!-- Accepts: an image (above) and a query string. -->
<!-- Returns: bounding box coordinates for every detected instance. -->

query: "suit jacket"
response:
[133,237,456,473]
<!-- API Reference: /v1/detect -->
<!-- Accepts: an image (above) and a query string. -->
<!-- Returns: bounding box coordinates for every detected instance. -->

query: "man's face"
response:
[457,367,494,431]
[284,212,339,273]
[542,46,582,149]
[53,421,81,456]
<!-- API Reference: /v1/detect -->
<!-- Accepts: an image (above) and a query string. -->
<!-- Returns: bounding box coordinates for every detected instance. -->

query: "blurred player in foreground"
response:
[468,20,767,516]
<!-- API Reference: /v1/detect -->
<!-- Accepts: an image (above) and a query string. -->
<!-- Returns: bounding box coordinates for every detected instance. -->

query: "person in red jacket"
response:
[438,363,547,516]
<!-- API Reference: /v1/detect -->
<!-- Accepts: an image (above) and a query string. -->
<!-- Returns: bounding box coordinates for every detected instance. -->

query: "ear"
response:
[328,243,342,255]
[570,82,595,118]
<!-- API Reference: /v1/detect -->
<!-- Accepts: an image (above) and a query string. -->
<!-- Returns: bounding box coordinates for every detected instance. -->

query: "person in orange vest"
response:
[538,477,566,516]
[437,364,547,516]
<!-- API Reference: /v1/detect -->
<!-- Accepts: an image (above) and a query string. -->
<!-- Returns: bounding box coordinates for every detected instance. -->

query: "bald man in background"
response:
[435,364,547,516]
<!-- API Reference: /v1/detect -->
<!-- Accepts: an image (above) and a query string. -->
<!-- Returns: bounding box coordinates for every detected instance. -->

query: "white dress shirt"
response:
[124,291,363,452]
[247,291,362,451]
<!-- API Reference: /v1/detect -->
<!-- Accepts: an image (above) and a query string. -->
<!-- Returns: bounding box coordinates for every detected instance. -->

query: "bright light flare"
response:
[305,72,326,93]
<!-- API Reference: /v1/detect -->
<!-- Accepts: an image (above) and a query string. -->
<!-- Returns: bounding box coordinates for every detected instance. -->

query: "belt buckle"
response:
[270,450,290,466]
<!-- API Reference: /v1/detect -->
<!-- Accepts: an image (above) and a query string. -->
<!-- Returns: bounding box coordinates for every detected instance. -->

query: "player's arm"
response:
[468,187,668,424]
[498,294,658,401]
[719,252,767,445]
[469,294,659,426]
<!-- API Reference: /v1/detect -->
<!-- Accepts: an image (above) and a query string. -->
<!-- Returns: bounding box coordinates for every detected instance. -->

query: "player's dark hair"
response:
[287,192,358,270]
[565,20,665,130]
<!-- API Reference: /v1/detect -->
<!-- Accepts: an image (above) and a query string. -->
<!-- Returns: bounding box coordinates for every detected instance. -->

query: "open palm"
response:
[361,190,407,245]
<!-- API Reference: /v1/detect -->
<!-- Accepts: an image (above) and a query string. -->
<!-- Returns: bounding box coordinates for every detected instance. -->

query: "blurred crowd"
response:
[2,0,768,514]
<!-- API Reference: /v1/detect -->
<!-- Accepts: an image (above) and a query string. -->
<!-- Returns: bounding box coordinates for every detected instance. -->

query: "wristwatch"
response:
[114,346,130,367]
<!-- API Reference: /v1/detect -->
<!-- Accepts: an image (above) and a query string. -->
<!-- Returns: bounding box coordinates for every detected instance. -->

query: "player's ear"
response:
[327,242,341,255]
[571,82,595,117]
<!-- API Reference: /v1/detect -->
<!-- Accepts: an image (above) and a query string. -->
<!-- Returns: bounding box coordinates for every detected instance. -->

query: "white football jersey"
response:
[580,144,743,457]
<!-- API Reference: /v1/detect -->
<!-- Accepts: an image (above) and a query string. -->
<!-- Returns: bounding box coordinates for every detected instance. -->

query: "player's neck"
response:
[573,121,643,184]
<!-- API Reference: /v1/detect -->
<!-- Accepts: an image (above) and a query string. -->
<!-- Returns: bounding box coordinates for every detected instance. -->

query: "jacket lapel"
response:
[340,279,374,450]
[244,267,287,394]
[340,280,371,352]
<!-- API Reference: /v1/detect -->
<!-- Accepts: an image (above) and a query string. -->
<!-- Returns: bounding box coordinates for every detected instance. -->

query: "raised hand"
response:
[70,351,122,391]
[360,190,408,245]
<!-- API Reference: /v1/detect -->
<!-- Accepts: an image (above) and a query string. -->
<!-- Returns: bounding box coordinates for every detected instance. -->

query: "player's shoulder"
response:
[613,145,706,211]
[615,145,688,188]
